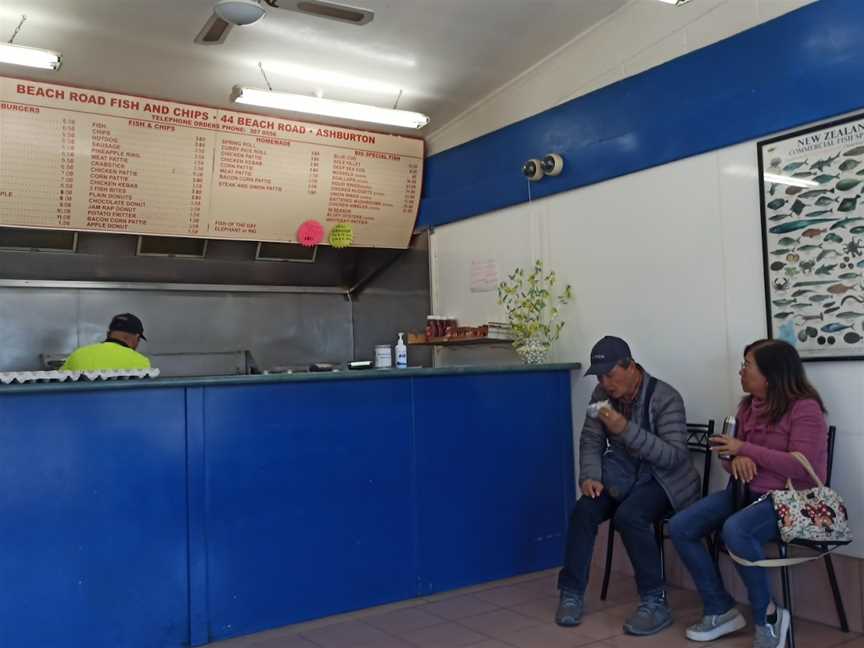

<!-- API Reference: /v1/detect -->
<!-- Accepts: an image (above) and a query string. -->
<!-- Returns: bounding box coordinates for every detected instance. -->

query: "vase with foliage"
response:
[497,260,572,364]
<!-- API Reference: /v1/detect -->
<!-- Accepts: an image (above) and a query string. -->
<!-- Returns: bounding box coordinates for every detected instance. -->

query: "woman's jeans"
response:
[669,486,780,624]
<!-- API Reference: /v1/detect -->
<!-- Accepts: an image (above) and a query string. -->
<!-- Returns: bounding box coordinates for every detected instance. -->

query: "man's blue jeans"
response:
[668,486,780,624]
[557,478,670,597]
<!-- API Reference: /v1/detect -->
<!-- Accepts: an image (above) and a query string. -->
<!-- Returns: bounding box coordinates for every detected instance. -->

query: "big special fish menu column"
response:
[0,77,424,249]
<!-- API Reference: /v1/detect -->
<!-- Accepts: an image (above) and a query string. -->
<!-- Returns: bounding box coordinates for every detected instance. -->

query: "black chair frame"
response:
[600,420,715,601]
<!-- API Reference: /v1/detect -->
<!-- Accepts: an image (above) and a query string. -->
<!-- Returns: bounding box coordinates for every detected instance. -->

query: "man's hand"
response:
[730,456,758,483]
[598,406,627,435]
[580,479,604,499]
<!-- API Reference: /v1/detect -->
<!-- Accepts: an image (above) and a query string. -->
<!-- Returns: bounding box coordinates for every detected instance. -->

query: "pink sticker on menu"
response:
[297,220,324,247]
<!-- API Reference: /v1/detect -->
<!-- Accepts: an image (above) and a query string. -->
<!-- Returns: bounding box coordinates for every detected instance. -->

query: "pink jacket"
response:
[724,398,828,494]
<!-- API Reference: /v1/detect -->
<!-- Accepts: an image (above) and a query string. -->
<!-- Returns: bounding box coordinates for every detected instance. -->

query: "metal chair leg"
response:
[600,519,616,601]
[778,543,795,648]
[823,552,850,632]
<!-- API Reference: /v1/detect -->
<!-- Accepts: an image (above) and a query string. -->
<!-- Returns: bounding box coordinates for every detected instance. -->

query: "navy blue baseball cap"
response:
[109,313,146,340]
[585,336,631,376]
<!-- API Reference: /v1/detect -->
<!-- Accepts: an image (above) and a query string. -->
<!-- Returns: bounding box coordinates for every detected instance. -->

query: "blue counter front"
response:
[0,364,577,647]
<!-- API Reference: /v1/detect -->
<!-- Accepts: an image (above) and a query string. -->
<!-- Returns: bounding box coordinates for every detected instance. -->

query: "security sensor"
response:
[522,159,543,181]
[541,153,564,176]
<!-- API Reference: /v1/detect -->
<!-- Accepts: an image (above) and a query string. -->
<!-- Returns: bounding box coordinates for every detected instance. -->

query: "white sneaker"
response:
[686,607,747,642]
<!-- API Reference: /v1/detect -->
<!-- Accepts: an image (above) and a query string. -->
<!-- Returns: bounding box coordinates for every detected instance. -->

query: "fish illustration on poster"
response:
[759,111,864,361]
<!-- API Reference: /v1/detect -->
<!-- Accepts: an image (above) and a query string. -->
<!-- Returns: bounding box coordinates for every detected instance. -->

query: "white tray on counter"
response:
[0,369,161,385]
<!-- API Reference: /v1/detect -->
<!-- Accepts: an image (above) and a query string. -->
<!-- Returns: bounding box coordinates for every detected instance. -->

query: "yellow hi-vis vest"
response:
[60,341,151,371]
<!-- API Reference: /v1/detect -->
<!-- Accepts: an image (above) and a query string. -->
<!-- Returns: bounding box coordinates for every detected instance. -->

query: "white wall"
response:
[427,0,863,558]
[426,0,816,156]
[430,136,864,559]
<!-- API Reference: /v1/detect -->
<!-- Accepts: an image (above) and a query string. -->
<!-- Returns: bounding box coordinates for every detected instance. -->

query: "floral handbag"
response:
[730,452,852,568]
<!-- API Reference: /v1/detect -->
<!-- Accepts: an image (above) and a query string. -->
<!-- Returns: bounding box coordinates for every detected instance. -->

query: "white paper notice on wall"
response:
[470,259,499,293]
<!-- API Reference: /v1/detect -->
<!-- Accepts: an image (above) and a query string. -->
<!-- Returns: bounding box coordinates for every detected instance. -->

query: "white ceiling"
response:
[0,0,629,137]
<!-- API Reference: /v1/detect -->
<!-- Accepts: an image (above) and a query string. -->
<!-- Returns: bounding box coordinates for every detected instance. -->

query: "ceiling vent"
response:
[256,242,317,262]
[0,228,77,253]
[137,236,208,258]
[265,0,374,26]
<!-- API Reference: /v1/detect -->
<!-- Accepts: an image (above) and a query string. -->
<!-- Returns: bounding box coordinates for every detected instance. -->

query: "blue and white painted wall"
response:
[422,0,864,592]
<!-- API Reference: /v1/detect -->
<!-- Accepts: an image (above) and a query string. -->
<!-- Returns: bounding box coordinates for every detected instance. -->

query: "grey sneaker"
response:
[753,607,790,648]
[686,607,746,641]
[622,591,673,636]
[555,589,584,626]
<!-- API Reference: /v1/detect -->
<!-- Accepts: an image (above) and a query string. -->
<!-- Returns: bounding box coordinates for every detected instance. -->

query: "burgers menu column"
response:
[0,106,76,228]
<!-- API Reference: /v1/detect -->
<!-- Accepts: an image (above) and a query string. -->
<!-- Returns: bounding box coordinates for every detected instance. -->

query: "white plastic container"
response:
[374,344,392,369]
[395,332,407,368]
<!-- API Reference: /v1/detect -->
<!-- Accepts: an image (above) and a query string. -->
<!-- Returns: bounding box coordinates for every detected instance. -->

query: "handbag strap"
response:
[728,546,839,568]
[786,451,824,489]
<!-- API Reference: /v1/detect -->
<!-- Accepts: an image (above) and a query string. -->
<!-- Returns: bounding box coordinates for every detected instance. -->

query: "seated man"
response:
[61,313,151,371]
[556,335,700,635]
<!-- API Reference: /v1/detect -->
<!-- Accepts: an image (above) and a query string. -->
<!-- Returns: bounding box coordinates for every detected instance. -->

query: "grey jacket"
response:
[579,370,700,511]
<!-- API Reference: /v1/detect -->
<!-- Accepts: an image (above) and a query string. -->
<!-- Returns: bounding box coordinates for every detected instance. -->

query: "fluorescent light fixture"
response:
[763,173,818,188]
[231,86,430,129]
[0,42,62,70]
[655,0,693,5]
[214,0,266,25]
[259,61,402,95]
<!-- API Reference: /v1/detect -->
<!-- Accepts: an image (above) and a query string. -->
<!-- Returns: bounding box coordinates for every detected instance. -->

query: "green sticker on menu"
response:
[329,223,353,249]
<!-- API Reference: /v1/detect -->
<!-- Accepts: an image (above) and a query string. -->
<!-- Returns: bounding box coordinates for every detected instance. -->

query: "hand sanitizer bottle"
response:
[395,332,408,368]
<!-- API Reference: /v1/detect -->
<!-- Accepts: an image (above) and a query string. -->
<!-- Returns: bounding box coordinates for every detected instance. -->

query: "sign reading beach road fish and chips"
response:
[759,112,864,360]
[0,77,423,248]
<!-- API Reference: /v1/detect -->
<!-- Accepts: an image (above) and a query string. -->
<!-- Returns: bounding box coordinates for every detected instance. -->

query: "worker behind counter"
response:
[60,313,151,371]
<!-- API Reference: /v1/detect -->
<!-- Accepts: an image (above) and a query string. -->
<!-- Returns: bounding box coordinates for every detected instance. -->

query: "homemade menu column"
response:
[0,77,423,248]
[208,122,421,245]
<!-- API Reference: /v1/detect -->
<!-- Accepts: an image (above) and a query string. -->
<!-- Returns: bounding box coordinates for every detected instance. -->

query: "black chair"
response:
[713,426,848,648]
[600,420,715,600]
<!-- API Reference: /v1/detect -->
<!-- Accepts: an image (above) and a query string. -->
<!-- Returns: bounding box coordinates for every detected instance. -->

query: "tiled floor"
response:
[213,569,862,648]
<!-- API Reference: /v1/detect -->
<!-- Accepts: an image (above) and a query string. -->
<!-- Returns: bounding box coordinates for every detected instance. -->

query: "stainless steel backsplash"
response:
[0,231,431,374]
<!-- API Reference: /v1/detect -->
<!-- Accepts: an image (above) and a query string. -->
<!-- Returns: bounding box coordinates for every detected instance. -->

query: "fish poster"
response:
[759,112,864,360]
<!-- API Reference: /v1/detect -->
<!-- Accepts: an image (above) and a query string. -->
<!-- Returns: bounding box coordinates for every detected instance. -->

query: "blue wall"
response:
[419,0,864,228]
[0,369,574,647]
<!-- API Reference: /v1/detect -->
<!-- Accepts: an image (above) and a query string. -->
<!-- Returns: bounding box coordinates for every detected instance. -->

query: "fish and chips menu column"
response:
[0,77,424,249]
[84,119,215,235]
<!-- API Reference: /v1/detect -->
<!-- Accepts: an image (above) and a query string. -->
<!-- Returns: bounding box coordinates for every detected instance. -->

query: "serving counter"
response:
[0,363,578,647]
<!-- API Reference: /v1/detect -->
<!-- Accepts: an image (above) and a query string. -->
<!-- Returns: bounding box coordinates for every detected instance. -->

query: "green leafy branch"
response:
[497,259,572,350]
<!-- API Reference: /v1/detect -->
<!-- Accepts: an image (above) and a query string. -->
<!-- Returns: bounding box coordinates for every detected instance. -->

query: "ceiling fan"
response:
[195,0,374,46]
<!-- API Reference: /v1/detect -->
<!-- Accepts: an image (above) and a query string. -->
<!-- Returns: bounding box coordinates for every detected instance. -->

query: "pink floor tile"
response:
[456,608,542,639]
[503,622,614,648]
[398,621,489,647]
[363,607,447,635]
[473,583,552,607]
[419,594,502,621]
[298,620,394,647]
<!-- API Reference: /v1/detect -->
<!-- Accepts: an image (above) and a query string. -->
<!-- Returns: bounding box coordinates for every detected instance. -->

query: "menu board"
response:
[0,77,423,248]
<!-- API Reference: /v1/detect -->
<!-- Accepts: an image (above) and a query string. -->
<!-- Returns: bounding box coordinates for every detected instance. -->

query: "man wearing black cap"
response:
[60,313,151,371]
[556,335,699,636]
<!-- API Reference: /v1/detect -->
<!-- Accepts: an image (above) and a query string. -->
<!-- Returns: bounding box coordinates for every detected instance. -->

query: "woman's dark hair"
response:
[742,338,826,422]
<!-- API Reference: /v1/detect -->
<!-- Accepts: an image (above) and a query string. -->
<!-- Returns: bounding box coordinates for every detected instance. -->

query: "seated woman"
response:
[668,339,827,648]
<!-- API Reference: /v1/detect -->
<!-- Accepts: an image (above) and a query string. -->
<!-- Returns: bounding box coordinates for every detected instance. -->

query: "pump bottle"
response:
[395,332,407,368]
